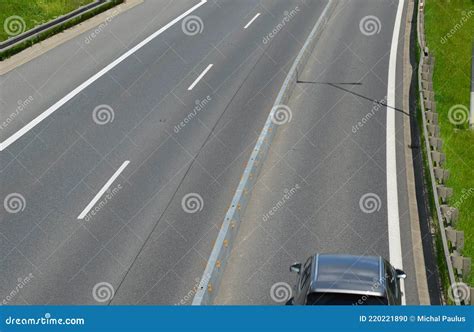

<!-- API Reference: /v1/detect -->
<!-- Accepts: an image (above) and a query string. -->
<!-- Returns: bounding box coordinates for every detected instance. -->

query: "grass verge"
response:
[0,0,94,42]
[424,1,474,286]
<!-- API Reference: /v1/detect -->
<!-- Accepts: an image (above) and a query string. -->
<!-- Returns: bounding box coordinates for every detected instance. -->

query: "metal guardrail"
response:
[0,0,108,52]
[192,0,337,305]
[416,0,472,305]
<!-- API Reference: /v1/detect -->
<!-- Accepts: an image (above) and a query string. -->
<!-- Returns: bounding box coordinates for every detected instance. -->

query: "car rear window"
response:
[306,292,388,305]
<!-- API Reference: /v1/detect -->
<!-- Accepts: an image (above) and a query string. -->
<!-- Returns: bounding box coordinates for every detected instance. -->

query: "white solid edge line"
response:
[187,64,213,91]
[386,0,406,304]
[77,160,130,219]
[0,0,208,152]
[243,13,261,29]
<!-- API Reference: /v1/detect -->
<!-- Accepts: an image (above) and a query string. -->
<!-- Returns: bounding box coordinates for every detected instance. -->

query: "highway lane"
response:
[0,0,328,304]
[0,1,205,141]
[215,0,423,305]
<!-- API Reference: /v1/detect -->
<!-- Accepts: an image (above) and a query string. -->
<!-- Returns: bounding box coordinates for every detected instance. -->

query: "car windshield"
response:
[306,292,388,305]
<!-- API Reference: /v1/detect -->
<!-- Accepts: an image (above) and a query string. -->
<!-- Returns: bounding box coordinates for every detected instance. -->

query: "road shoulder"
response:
[403,0,430,305]
[0,0,143,75]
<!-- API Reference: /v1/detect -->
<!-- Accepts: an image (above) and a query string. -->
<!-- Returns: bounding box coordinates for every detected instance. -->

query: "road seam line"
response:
[0,0,207,152]
[192,0,335,305]
[243,13,261,29]
[77,160,130,219]
[187,64,214,91]
[386,0,406,305]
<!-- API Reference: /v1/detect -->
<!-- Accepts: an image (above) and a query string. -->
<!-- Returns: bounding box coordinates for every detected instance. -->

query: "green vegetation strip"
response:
[424,1,474,286]
[0,0,123,60]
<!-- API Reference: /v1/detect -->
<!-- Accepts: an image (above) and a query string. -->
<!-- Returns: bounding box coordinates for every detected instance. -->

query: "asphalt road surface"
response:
[1,0,333,304]
[215,0,424,305]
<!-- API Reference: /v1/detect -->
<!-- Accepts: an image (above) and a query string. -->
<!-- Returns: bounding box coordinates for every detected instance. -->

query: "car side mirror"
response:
[395,269,407,279]
[290,263,302,274]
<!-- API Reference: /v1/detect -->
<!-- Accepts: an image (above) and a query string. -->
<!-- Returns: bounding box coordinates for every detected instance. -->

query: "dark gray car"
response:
[286,254,406,305]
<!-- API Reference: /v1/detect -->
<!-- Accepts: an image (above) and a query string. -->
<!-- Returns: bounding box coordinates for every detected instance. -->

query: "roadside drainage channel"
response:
[417,0,472,305]
[0,0,119,52]
[192,0,337,305]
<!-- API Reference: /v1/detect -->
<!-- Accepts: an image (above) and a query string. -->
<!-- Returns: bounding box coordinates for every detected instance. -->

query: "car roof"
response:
[309,254,386,297]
